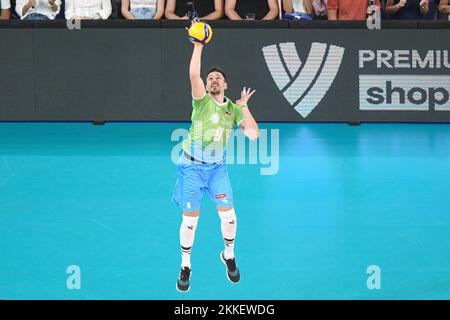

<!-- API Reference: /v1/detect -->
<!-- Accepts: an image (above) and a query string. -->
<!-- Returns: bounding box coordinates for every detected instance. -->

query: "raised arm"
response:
[190,44,206,99]
[237,88,259,141]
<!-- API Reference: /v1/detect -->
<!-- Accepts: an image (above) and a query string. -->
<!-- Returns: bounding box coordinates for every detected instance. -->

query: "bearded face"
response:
[206,71,227,96]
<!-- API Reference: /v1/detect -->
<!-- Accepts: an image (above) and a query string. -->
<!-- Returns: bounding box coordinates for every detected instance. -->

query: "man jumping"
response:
[172,21,259,292]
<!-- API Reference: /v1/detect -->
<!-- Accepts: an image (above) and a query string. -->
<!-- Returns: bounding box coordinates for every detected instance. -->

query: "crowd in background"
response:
[0,0,449,21]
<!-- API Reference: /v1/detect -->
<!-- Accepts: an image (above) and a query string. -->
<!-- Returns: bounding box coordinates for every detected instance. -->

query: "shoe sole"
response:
[220,251,240,284]
[176,270,191,293]
[176,283,190,293]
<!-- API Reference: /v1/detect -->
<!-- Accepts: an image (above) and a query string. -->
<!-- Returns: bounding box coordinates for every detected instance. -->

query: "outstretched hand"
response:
[236,87,256,106]
[185,18,204,46]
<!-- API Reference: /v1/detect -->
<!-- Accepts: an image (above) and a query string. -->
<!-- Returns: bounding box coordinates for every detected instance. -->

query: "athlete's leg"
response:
[217,206,237,260]
[205,163,236,259]
[204,163,240,282]
[180,209,200,269]
[173,159,205,292]
[172,160,204,269]
[217,206,240,283]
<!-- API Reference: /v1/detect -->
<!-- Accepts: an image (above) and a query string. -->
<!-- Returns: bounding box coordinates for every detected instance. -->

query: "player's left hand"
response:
[236,87,256,106]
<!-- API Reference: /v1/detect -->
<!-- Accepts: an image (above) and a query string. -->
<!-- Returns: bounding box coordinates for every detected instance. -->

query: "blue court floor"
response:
[0,122,450,300]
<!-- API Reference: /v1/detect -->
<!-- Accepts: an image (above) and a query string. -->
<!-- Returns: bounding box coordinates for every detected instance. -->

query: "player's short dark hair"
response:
[207,66,227,81]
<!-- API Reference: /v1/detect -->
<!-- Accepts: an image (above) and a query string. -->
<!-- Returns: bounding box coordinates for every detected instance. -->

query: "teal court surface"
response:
[0,122,449,300]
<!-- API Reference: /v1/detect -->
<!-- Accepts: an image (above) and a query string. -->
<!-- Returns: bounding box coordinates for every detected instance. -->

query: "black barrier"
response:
[0,21,449,122]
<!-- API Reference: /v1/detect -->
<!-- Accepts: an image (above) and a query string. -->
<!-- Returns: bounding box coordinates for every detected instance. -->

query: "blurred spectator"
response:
[110,0,123,18]
[1,0,11,19]
[385,0,437,19]
[328,0,381,20]
[283,0,313,14]
[379,0,389,19]
[282,0,313,20]
[311,0,328,19]
[16,0,61,20]
[65,0,112,20]
[439,0,450,19]
[165,0,223,20]
[429,0,439,19]
[121,0,165,19]
[55,0,64,18]
[225,0,279,20]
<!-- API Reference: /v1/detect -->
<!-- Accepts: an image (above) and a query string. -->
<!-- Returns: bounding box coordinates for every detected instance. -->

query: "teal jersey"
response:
[182,93,245,163]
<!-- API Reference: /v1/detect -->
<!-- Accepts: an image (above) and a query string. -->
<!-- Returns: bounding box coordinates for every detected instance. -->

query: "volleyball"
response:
[188,21,213,45]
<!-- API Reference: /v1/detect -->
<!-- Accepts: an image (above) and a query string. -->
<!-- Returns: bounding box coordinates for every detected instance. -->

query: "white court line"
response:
[91,219,120,235]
